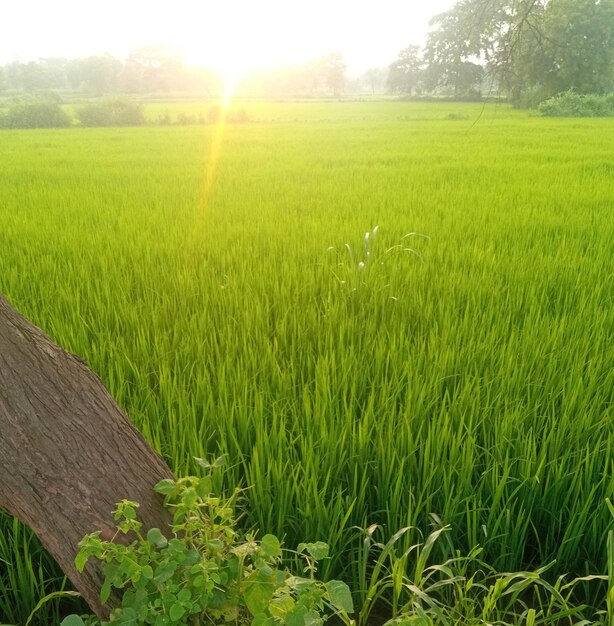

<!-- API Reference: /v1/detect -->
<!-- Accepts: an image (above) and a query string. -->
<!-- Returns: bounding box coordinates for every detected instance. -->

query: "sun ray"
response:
[221,70,240,109]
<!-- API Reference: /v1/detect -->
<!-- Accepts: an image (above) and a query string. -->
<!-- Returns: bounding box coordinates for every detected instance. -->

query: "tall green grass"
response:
[0,102,612,623]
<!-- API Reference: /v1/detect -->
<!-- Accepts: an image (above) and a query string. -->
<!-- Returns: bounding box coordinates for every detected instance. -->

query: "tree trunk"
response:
[0,293,174,618]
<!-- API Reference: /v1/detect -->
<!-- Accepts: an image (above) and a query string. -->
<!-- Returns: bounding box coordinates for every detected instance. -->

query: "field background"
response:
[0,101,613,623]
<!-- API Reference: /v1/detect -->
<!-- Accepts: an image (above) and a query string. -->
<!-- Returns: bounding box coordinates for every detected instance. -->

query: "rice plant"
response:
[0,101,612,622]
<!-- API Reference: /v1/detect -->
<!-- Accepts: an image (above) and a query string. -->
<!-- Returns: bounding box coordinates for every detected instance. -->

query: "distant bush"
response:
[207,105,251,124]
[538,90,614,117]
[0,101,71,129]
[228,107,251,123]
[155,108,172,126]
[445,112,469,120]
[176,111,204,125]
[76,98,145,127]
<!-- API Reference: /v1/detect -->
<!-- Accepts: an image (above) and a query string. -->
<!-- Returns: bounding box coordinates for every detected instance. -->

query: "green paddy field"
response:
[0,101,612,623]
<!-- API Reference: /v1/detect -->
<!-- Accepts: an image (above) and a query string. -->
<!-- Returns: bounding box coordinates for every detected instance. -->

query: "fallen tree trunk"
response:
[0,293,174,618]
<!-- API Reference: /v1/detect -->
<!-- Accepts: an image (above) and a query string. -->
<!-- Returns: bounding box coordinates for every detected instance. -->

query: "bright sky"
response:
[0,1,457,75]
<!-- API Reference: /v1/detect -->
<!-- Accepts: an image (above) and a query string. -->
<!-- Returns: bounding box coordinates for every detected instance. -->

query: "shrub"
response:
[227,108,251,124]
[58,459,613,626]
[156,109,172,126]
[76,99,145,127]
[65,456,353,626]
[0,101,71,129]
[176,112,198,125]
[538,91,614,117]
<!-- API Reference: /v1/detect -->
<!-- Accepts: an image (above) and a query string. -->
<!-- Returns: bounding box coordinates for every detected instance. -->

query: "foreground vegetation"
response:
[0,102,612,624]
[48,463,614,626]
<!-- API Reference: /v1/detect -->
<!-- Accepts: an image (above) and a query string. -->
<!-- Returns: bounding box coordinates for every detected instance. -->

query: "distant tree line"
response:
[0,48,223,95]
[388,0,614,106]
[2,0,613,105]
[0,49,351,98]
[238,52,349,97]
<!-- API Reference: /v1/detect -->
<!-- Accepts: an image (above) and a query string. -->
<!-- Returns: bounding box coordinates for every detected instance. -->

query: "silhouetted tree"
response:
[322,52,347,96]
[66,55,122,93]
[387,45,424,94]
[360,67,389,94]
[424,10,484,98]
[422,0,614,104]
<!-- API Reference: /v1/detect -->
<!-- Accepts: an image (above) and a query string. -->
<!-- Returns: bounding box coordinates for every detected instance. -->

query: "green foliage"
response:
[355,523,612,626]
[420,0,614,104]
[387,46,424,95]
[75,98,145,127]
[540,0,614,96]
[70,457,353,626]
[207,105,251,124]
[61,483,614,626]
[0,101,613,622]
[0,515,82,625]
[423,9,484,99]
[538,91,614,117]
[0,100,71,129]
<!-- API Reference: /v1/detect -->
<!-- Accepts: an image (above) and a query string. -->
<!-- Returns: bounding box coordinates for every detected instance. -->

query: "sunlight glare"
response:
[221,69,240,109]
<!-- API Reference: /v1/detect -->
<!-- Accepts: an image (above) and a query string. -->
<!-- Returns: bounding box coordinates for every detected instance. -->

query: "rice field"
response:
[0,101,613,624]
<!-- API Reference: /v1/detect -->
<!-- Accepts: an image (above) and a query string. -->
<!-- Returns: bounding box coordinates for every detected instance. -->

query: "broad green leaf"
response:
[74,551,89,572]
[154,561,177,583]
[100,578,112,604]
[285,576,316,593]
[169,603,185,622]
[122,504,137,520]
[147,528,168,548]
[154,479,176,495]
[304,611,323,626]
[213,454,228,467]
[195,476,212,496]
[183,549,200,565]
[206,538,225,551]
[286,604,308,626]
[60,617,85,626]
[258,563,273,576]
[269,594,295,618]
[252,613,275,626]
[324,580,354,613]
[244,575,275,615]
[191,574,205,588]
[177,588,192,603]
[261,534,282,558]
[298,542,329,560]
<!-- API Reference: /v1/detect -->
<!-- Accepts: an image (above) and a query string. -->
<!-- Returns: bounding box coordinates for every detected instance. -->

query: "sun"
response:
[183,42,250,108]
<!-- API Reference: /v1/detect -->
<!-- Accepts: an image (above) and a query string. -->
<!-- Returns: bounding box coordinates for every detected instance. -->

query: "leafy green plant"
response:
[76,98,145,127]
[67,457,353,626]
[0,100,71,129]
[538,90,614,117]
[355,521,611,626]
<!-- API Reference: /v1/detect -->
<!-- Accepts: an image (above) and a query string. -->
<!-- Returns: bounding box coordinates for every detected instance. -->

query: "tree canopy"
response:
[391,0,614,104]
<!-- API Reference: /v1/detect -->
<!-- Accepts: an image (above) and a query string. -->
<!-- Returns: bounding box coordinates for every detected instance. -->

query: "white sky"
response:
[0,1,457,74]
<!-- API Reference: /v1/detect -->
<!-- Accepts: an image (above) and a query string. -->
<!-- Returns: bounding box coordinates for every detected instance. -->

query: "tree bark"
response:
[0,293,174,618]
